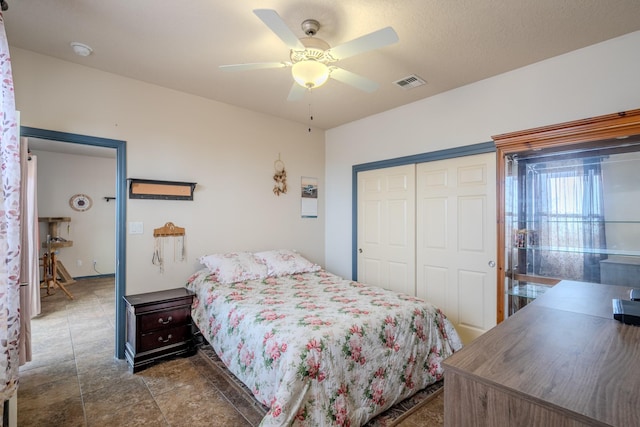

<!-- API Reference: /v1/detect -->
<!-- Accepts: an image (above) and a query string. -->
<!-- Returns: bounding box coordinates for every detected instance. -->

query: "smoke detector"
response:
[70,42,93,57]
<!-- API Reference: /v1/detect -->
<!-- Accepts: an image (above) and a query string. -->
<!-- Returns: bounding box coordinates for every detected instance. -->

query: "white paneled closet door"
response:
[357,164,416,295]
[416,152,496,344]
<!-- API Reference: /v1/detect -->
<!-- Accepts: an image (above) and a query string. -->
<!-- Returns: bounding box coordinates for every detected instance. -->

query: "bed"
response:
[186,250,462,427]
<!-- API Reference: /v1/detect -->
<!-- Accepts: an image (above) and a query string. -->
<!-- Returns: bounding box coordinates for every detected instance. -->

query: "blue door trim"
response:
[21,126,128,359]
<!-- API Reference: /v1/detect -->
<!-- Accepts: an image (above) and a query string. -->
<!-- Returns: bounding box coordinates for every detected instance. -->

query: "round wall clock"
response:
[69,194,93,212]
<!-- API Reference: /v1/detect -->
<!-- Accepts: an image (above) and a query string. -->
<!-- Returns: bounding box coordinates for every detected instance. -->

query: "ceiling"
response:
[4,0,640,130]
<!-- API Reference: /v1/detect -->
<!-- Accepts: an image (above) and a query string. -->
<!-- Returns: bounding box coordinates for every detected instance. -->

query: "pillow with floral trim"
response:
[198,252,267,284]
[254,249,321,277]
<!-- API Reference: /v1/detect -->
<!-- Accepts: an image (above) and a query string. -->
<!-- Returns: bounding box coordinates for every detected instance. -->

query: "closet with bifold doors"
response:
[356,151,496,344]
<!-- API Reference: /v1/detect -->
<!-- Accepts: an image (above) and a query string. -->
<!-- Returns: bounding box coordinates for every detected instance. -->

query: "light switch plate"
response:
[129,221,143,234]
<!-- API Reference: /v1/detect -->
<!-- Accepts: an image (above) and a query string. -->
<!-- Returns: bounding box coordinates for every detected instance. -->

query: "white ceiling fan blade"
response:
[329,67,379,93]
[287,83,307,101]
[219,62,288,72]
[328,27,399,60]
[254,9,305,50]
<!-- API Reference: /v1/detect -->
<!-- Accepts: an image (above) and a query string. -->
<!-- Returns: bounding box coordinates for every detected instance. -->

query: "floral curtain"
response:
[0,11,21,402]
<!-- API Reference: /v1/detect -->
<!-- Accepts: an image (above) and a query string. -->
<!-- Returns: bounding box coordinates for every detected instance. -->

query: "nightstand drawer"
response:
[139,324,191,352]
[140,306,190,332]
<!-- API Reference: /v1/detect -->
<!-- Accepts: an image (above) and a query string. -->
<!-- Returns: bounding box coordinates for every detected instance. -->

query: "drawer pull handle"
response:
[158,334,173,343]
[158,316,173,325]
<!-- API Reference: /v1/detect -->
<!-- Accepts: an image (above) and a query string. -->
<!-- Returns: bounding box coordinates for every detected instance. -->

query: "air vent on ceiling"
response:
[393,74,426,90]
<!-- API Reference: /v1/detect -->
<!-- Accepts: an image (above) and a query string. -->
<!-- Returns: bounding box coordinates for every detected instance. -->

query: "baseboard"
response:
[73,273,116,280]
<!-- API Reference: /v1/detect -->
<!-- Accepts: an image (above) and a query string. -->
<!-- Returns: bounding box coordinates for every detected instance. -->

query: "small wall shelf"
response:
[127,179,196,201]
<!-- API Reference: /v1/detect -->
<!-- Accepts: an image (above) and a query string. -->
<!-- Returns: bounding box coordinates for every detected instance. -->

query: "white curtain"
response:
[0,11,21,403]
[525,157,606,283]
[19,138,39,366]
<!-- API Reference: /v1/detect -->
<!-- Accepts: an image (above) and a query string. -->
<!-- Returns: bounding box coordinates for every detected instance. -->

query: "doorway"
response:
[20,126,127,359]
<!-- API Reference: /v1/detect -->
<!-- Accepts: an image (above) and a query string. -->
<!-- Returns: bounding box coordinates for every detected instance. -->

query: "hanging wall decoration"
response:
[69,193,93,212]
[152,222,186,273]
[273,155,287,196]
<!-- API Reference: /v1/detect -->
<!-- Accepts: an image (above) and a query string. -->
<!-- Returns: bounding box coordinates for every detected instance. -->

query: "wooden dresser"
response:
[443,280,640,426]
[124,288,196,372]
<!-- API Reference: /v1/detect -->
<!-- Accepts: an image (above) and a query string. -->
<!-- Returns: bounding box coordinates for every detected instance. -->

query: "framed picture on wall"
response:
[301,177,318,218]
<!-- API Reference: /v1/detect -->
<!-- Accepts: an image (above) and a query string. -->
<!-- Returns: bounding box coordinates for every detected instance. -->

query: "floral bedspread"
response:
[186,269,462,427]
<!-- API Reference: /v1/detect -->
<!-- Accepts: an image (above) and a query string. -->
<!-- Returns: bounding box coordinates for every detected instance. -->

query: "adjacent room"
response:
[1,1,639,426]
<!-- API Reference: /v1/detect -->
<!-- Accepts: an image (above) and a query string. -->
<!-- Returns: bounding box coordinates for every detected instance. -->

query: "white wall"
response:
[11,48,325,295]
[32,150,116,278]
[325,31,640,278]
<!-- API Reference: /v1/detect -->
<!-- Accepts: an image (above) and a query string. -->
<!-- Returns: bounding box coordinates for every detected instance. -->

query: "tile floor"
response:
[17,277,442,426]
[17,277,256,427]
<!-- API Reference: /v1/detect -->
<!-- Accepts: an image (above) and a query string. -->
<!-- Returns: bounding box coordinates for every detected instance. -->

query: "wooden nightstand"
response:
[124,288,196,372]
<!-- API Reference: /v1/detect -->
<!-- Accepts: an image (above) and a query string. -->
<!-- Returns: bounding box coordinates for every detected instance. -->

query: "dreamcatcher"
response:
[273,155,287,196]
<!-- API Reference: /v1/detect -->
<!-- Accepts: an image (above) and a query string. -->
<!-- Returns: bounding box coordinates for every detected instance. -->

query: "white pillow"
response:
[198,252,267,284]
[254,249,321,277]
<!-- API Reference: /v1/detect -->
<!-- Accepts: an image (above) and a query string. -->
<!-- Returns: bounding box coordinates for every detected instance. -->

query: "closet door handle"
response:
[358,248,363,253]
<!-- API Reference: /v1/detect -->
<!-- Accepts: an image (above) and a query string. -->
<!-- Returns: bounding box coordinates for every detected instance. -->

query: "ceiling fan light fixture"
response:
[292,60,329,89]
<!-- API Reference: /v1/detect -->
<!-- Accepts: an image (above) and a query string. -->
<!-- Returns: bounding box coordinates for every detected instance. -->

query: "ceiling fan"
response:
[220,9,399,101]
